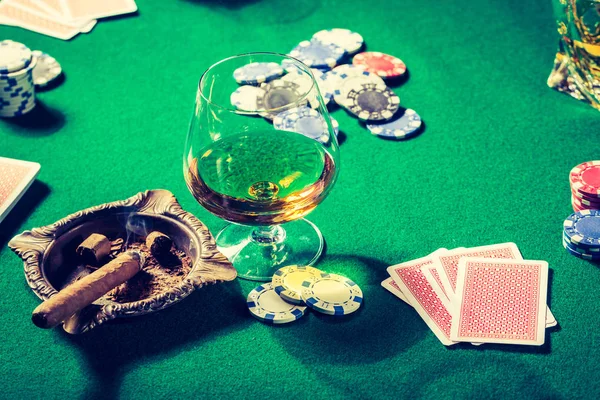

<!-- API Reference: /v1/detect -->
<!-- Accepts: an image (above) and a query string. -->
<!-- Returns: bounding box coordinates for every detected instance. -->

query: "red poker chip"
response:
[570,161,600,198]
[352,52,406,79]
[571,190,600,206]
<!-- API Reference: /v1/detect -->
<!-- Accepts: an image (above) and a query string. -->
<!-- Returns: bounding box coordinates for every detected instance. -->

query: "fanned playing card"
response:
[0,157,40,223]
[450,258,548,346]
[387,249,457,346]
[381,277,410,306]
[432,243,523,303]
[431,243,556,327]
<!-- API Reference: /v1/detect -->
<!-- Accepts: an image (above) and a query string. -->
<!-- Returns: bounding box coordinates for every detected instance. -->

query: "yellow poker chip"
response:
[300,273,363,316]
[272,265,323,305]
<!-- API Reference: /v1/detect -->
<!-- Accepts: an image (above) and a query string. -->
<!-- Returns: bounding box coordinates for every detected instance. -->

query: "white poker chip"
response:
[230,85,266,112]
[273,106,339,143]
[247,282,307,324]
[281,69,334,107]
[312,28,364,55]
[272,265,324,305]
[233,62,284,85]
[0,40,32,74]
[31,50,62,88]
[300,273,363,316]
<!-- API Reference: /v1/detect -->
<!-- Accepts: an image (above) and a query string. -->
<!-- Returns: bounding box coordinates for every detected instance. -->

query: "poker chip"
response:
[280,69,334,107]
[570,161,600,198]
[562,238,600,261]
[563,232,600,252]
[343,82,400,121]
[353,52,407,79]
[31,50,62,88]
[563,210,600,247]
[312,28,364,55]
[571,194,600,211]
[0,40,32,74]
[272,265,324,305]
[289,39,346,70]
[333,70,385,107]
[572,189,600,203]
[230,85,265,112]
[0,41,36,118]
[233,62,284,85]
[366,108,422,139]
[273,106,339,143]
[300,273,363,316]
[256,79,305,119]
[247,283,307,324]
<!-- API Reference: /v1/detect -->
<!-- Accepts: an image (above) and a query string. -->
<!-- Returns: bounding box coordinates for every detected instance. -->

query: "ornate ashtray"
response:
[8,189,236,334]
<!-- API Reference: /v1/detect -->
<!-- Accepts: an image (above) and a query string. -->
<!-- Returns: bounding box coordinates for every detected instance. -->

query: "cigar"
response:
[76,233,111,265]
[31,250,145,329]
[145,231,173,257]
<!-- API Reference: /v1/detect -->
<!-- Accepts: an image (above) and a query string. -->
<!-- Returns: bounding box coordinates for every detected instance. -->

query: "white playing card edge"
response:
[381,277,411,306]
[450,258,549,346]
[0,158,40,223]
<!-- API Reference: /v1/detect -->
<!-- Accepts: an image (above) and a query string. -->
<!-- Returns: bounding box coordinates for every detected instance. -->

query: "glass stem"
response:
[251,225,286,245]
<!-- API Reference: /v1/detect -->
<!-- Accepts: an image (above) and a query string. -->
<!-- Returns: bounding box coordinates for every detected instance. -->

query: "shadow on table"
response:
[182,0,320,23]
[3,101,65,137]
[0,180,50,250]
[58,279,248,400]
[270,254,426,367]
[398,357,562,399]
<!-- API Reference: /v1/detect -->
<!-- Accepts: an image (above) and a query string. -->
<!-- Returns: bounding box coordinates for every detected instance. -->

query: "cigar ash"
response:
[99,237,192,303]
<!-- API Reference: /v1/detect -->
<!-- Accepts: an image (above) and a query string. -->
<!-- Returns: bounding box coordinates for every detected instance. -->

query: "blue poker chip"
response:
[562,238,600,261]
[247,283,307,324]
[273,106,339,143]
[300,273,363,316]
[233,62,284,85]
[289,39,346,70]
[563,210,600,247]
[563,233,600,253]
[366,108,422,139]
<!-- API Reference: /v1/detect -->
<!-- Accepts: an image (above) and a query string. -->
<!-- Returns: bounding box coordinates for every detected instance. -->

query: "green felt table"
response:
[1,0,600,398]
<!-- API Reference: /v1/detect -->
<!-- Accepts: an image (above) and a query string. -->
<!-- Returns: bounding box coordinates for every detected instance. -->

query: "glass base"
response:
[215,218,324,281]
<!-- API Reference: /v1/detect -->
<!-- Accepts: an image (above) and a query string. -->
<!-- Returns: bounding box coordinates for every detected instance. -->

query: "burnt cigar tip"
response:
[124,250,145,267]
[31,312,50,329]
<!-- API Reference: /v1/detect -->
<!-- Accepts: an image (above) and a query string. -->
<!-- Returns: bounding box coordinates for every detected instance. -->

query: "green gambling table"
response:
[1,0,600,398]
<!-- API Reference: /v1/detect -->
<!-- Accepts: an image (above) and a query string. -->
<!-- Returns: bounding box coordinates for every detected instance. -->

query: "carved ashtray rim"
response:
[8,189,236,334]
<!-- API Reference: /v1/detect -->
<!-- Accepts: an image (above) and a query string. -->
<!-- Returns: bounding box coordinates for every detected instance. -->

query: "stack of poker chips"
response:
[247,265,363,324]
[570,161,600,212]
[0,40,37,118]
[563,210,600,261]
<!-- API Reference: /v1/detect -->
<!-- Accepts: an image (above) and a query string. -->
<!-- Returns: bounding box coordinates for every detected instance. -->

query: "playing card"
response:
[387,249,457,346]
[60,0,137,21]
[450,258,548,346]
[0,157,40,223]
[0,1,82,40]
[433,243,522,303]
[381,277,411,306]
[422,264,451,305]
